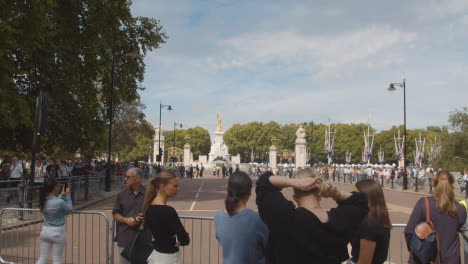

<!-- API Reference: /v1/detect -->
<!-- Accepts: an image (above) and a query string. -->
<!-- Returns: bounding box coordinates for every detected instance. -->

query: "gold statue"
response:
[217,114,222,132]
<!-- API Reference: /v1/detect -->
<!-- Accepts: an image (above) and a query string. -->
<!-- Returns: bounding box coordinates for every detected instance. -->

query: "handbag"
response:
[409,197,441,264]
[121,223,154,264]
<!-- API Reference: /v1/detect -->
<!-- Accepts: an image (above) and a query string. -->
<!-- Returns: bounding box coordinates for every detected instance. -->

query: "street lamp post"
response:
[173,122,183,163]
[105,44,137,192]
[387,78,408,190]
[157,103,172,165]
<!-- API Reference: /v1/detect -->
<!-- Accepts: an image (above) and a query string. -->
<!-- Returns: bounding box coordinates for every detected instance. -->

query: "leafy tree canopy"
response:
[0,0,167,159]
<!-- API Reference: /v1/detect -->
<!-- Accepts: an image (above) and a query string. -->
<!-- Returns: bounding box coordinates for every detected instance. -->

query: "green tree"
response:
[112,99,154,161]
[163,126,211,160]
[0,0,167,159]
[438,107,468,170]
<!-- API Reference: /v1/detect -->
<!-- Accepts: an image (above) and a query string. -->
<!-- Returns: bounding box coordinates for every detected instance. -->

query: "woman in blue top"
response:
[215,171,269,264]
[36,179,72,264]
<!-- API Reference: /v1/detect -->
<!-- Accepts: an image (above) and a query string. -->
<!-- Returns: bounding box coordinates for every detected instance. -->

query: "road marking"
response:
[190,180,204,211]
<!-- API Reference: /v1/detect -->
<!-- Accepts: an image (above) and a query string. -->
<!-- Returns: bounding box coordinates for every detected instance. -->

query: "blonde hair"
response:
[142,170,177,216]
[294,168,322,195]
[433,170,458,218]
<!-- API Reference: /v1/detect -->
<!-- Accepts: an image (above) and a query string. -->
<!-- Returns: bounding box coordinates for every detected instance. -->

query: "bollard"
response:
[465,180,468,199]
[70,177,76,203]
[429,178,432,194]
[84,175,89,201]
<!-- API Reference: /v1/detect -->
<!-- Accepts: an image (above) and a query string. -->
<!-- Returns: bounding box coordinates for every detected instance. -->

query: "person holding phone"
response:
[112,168,147,264]
[36,179,72,264]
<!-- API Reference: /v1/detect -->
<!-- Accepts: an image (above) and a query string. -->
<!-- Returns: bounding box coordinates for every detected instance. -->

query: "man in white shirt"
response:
[7,156,23,203]
[34,159,47,184]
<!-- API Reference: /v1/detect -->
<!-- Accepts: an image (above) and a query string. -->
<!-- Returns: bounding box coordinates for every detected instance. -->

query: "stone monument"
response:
[208,114,231,163]
[295,125,307,169]
[153,125,165,165]
[231,154,241,165]
[184,136,191,166]
[269,137,278,172]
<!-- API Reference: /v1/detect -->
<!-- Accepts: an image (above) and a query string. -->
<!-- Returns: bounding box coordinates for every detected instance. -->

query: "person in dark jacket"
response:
[256,169,369,264]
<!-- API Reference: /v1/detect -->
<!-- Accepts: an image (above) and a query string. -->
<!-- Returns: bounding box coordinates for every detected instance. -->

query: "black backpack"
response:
[409,197,441,264]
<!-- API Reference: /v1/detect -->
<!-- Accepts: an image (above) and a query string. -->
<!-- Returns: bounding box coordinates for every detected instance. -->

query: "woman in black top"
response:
[142,170,190,264]
[256,169,369,264]
[349,179,391,264]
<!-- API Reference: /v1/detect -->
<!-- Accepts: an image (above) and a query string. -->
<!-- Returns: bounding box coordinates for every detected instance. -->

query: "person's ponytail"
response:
[434,170,458,218]
[225,191,239,216]
[224,171,251,216]
[142,170,177,217]
[39,179,58,211]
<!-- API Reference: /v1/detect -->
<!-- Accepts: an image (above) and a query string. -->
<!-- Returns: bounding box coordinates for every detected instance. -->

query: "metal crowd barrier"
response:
[179,216,222,264]
[0,173,126,208]
[2,209,466,264]
[0,208,112,264]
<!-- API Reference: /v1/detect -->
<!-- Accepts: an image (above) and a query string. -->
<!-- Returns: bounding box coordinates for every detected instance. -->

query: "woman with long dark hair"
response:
[348,179,391,264]
[36,179,72,264]
[215,171,268,264]
[405,170,467,263]
[142,170,189,264]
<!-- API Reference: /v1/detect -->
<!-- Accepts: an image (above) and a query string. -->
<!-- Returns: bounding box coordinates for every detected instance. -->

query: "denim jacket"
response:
[42,195,73,226]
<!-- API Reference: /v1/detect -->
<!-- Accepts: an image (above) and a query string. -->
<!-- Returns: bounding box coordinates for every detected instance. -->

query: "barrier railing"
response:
[2,209,466,264]
[179,216,222,264]
[0,208,112,264]
[0,172,126,208]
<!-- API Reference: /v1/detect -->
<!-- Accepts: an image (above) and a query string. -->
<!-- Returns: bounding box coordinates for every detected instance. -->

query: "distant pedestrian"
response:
[1,157,11,188]
[34,159,47,185]
[200,164,204,177]
[7,156,23,203]
[46,159,61,179]
[36,179,72,264]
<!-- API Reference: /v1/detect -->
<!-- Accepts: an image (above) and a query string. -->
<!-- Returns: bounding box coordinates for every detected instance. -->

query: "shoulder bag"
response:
[121,222,154,264]
[409,197,441,264]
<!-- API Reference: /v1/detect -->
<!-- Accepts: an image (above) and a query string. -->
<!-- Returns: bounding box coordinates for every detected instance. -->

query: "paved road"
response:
[87,176,424,222]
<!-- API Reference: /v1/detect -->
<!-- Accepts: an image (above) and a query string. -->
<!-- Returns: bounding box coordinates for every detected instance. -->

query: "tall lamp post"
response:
[173,122,183,163]
[387,78,407,190]
[157,103,172,164]
[105,44,137,192]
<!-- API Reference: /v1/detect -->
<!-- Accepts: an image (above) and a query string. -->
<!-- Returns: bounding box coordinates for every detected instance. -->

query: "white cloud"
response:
[213,26,416,78]
[131,0,468,133]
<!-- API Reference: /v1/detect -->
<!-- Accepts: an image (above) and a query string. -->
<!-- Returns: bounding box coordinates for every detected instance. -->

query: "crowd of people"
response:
[5,154,465,263]
[108,165,467,264]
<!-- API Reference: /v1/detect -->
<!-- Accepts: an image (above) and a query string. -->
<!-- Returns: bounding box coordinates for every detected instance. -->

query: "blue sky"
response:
[131,0,468,134]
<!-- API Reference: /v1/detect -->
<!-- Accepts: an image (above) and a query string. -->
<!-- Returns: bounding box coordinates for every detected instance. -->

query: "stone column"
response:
[184,144,191,166]
[269,146,277,172]
[295,126,307,169]
[184,136,191,167]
